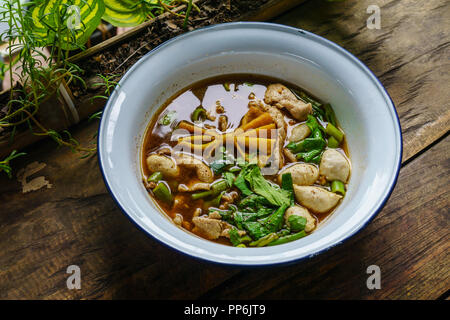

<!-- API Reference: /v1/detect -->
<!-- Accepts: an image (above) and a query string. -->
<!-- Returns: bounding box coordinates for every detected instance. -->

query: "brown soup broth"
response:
[142,74,349,245]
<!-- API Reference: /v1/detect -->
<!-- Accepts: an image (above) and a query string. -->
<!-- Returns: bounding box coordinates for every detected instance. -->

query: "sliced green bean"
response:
[325,123,344,143]
[153,182,173,204]
[331,180,346,196]
[267,231,307,246]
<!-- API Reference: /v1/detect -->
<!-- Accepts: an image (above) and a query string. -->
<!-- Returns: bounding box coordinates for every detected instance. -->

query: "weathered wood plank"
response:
[272,0,450,162]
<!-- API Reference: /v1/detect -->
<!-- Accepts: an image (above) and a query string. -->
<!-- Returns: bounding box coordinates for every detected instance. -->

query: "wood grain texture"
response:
[0,0,448,299]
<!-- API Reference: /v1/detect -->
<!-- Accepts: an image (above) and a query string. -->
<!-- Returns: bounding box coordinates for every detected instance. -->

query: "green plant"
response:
[0,0,201,178]
[0,150,26,178]
[0,0,102,177]
[87,73,120,123]
[90,73,120,101]
[28,0,105,50]
[102,0,199,27]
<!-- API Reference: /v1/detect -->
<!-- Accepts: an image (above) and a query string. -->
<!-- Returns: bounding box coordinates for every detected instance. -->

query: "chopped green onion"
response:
[211,179,228,194]
[147,172,163,184]
[191,106,207,122]
[331,180,346,196]
[191,190,213,200]
[327,136,340,148]
[192,180,229,200]
[325,123,344,143]
[153,182,173,204]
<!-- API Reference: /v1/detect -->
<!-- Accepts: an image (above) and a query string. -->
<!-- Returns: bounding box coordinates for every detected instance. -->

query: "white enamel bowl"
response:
[98,22,402,266]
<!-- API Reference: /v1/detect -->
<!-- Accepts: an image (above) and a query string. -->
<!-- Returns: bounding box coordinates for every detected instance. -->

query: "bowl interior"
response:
[99,23,401,265]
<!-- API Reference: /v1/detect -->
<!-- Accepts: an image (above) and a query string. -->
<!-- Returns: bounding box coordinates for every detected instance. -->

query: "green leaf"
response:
[244,165,291,207]
[229,228,241,246]
[234,168,253,196]
[210,147,235,174]
[102,0,168,27]
[28,0,105,50]
[223,172,235,188]
[281,173,294,205]
[243,204,288,240]
[238,194,272,212]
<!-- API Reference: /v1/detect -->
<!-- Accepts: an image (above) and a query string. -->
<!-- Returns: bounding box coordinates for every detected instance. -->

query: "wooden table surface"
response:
[0,0,448,299]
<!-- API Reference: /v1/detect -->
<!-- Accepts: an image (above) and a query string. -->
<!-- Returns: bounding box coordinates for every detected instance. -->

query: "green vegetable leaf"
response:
[238,194,272,212]
[243,204,288,240]
[223,172,235,188]
[229,228,241,246]
[244,165,291,207]
[234,170,253,196]
[281,173,294,205]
